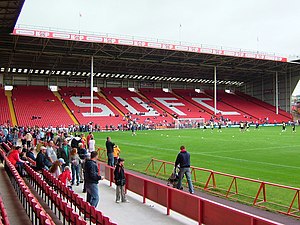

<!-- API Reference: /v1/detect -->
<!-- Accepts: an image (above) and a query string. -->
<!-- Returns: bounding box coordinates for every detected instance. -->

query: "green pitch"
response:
[93,126,299,209]
[94,126,299,187]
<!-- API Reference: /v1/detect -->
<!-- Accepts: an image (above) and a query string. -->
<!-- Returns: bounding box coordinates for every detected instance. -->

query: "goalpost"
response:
[173,118,206,129]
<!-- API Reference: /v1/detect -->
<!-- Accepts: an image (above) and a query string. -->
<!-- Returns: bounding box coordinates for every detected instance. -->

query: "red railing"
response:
[100,161,283,225]
[145,158,300,218]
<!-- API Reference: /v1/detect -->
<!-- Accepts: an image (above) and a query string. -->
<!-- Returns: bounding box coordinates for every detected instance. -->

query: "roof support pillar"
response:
[275,71,278,115]
[261,75,264,101]
[90,56,94,115]
[289,68,292,113]
[214,66,217,115]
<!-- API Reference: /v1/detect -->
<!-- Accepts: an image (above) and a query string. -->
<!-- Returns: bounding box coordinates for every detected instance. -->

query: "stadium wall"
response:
[242,70,300,114]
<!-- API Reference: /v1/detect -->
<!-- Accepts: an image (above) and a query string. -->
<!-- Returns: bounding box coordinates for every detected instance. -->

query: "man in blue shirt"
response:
[175,145,194,194]
[84,151,103,207]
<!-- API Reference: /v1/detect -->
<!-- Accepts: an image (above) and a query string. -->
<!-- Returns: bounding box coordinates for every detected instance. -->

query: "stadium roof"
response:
[0,0,25,33]
[1,3,300,87]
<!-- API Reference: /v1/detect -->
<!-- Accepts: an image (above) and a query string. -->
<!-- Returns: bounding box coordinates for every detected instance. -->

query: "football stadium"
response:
[1,1,300,225]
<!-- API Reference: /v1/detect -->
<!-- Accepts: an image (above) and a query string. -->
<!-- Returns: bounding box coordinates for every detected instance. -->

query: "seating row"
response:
[0,194,9,225]
[42,169,117,225]
[0,148,55,225]
[24,164,88,225]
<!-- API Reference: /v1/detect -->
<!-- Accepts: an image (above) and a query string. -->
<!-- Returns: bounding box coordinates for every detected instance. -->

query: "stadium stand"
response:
[3,86,293,128]
[59,87,123,128]
[11,86,74,127]
[101,87,174,125]
[205,90,290,123]
[0,89,12,125]
[139,88,210,120]
[172,89,246,122]
[235,91,292,120]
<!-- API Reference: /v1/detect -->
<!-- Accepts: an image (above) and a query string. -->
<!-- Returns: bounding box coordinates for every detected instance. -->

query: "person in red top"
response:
[7,146,24,167]
[58,166,72,188]
[7,146,26,176]
[86,132,93,149]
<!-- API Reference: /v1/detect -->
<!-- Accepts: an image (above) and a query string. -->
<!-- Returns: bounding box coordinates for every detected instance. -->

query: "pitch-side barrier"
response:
[145,158,300,219]
[100,161,283,225]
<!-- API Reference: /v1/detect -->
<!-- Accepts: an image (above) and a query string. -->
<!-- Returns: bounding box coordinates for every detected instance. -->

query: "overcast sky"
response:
[16,0,300,57]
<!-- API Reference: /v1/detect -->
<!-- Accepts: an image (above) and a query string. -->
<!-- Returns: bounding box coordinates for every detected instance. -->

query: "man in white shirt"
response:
[46,140,57,163]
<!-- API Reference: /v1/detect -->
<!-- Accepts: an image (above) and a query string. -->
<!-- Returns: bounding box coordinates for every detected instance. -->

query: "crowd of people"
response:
[0,124,132,207]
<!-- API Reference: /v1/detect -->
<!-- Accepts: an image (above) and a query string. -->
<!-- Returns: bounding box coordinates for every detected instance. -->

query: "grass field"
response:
[93,126,300,210]
[94,126,299,186]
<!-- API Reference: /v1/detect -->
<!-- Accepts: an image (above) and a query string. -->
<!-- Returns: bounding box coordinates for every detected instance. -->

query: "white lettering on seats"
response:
[192,98,240,115]
[70,96,114,117]
[154,97,186,116]
[114,97,159,116]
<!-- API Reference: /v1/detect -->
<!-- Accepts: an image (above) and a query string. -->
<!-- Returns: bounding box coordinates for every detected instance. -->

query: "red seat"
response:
[75,216,87,225]
[96,210,104,224]
[90,206,97,224]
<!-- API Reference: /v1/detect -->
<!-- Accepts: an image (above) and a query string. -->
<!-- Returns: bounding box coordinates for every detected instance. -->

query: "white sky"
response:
[16,0,300,57]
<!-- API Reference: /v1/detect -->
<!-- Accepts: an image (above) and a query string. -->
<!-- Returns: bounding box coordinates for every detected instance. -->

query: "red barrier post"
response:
[198,199,203,225]
[143,180,147,204]
[167,188,171,215]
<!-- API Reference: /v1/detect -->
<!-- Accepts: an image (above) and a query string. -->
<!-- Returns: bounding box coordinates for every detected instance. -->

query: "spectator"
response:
[58,166,72,188]
[174,145,194,194]
[57,139,71,168]
[113,145,121,166]
[106,136,115,167]
[46,140,57,164]
[25,132,33,148]
[49,158,64,178]
[80,133,87,149]
[26,147,36,161]
[78,143,88,160]
[70,148,81,186]
[36,146,52,171]
[12,130,18,146]
[71,134,81,149]
[114,158,129,203]
[7,146,26,176]
[20,148,28,161]
[84,151,103,207]
[88,136,95,152]
[86,132,93,149]
[78,142,88,191]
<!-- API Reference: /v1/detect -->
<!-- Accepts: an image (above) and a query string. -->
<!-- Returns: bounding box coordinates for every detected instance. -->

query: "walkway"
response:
[72,177,300,225]
[73,180,197,225]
